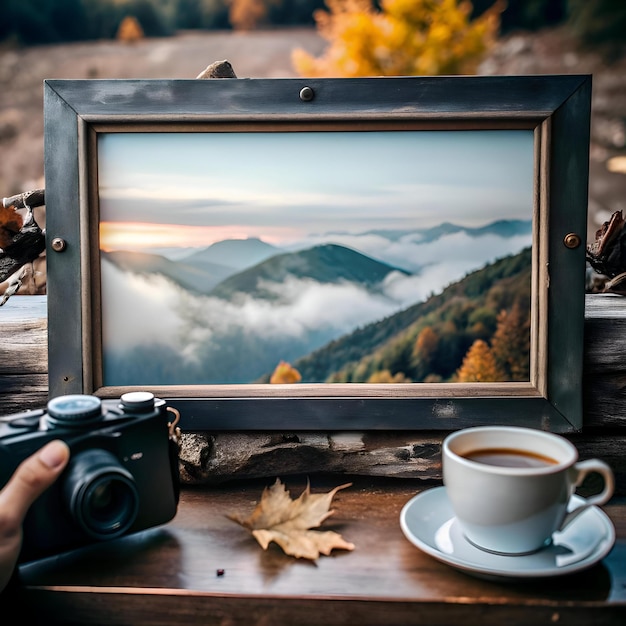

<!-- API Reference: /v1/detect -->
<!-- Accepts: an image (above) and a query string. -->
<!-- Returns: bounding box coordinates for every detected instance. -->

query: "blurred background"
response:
[0,0,625,281]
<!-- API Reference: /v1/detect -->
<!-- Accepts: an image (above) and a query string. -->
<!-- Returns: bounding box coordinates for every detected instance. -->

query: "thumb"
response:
[0,440,70,526]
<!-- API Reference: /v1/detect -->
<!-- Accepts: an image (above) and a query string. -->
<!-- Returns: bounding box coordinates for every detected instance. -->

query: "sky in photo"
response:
[97,129,534,254]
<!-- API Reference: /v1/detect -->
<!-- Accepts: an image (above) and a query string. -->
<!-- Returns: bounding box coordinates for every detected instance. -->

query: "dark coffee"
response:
[463,448,559,468]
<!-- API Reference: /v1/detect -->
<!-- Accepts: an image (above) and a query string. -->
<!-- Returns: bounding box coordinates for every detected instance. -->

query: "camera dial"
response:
[46,395,103,428]
[120,391,156,413]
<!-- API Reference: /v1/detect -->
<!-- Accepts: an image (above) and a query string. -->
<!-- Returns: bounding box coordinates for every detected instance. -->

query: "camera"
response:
[0,391,180,563]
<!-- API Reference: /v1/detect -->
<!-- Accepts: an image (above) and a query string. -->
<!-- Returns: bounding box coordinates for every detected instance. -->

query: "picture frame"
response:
[43,75,591,432]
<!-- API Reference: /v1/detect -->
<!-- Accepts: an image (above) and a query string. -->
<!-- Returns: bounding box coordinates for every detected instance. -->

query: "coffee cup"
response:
[442,426,615,555]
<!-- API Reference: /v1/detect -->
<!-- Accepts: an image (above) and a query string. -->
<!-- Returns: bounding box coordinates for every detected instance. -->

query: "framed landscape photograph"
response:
[44,75,591,431]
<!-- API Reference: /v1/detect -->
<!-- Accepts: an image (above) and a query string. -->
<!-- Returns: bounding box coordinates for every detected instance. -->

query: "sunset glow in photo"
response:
[97,130,534,256]
[100,222,252,252]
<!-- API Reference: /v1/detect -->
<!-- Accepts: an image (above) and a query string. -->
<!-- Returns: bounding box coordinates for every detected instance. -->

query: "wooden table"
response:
[5,477,626,625]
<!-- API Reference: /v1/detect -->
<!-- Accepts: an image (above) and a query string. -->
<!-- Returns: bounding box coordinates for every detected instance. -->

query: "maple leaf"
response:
[227,478,355,560]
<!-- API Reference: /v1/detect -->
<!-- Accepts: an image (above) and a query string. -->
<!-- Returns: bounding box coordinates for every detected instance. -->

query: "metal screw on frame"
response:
[299,86,315,102]
[51,237,67,252]
[563,233,582,249]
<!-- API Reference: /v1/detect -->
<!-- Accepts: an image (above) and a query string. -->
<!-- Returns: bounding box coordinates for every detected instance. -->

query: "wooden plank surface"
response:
[9,477,626,625]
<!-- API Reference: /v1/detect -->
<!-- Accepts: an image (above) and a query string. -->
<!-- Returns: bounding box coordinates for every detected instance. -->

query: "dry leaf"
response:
[0,204,23,250]
[228,478,355,560]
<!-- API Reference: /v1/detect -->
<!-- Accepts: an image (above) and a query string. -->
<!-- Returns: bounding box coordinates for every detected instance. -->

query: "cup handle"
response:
[558,459,615,531]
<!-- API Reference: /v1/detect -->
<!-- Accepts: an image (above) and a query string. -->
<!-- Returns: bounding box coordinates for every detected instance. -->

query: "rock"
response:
[196,60,237,79]
[178,432,442,485]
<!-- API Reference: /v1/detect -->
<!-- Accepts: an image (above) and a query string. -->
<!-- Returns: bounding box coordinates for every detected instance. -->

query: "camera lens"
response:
[64,449,139,540]
[46,395,103,429]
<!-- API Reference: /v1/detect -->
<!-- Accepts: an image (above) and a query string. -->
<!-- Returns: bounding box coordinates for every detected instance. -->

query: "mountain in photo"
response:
[183,237,279,271]
[102,250,232,294]
[339,219,532,244]
[209,243,412,302]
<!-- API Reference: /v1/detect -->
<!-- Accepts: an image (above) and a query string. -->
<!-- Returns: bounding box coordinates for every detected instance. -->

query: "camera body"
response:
[0,392,180,563]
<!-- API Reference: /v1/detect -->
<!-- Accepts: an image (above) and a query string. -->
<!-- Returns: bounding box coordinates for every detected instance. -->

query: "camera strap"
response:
[166,406,182,451]
[166,406,182,500]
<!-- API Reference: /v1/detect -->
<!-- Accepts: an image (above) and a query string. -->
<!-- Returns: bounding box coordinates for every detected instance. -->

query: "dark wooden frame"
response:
[43,75,591,432]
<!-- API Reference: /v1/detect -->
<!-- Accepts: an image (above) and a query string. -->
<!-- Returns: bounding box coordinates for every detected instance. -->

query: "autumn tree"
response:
[229,0,273,30]
[456,338,503,382]
[116,15,144,42]
[413,326,439,361]
[411,325,439,381]
[367,369,410,383]
[430,318,469,380]
[270,360,302,383]
[490,299,530,381]
[292,0,503,77]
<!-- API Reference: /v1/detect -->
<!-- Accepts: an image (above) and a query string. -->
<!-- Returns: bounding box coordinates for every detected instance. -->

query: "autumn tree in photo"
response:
[270,360,303,383]
[456,338,503,382]
[367,369,410,383]
[292,0,504,77]
[490,299,530,381]
[411,325,439,380]
[413,325,439,362]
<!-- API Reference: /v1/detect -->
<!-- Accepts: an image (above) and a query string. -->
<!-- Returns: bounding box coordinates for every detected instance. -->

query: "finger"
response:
[0,440,70,527]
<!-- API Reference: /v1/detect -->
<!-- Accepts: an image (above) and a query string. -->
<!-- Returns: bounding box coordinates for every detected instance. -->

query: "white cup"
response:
[442,426,615,555]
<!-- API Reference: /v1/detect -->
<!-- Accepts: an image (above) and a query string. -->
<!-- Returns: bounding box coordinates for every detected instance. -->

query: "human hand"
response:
[0,440,70,591]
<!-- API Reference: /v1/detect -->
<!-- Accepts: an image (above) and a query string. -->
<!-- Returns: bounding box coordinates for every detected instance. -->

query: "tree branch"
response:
[2,188,45,210]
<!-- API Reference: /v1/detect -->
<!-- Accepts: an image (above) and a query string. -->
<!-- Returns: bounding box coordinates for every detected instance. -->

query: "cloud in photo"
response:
[101,228,531,383]
[289,230,532,274]
[102,262,404,357]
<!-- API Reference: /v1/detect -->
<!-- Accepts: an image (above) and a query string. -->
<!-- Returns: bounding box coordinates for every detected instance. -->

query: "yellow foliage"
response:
[413,325,439,361]
[367,369,410,383]
[292,0,504,77]
[456,338,503,383]
[270,360,302,384]
[229,0,269,31]
[490,300,530,381]
[116,15,144,42]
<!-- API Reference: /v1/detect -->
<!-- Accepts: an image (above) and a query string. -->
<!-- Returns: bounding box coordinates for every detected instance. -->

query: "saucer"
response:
[399,486,615,581]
